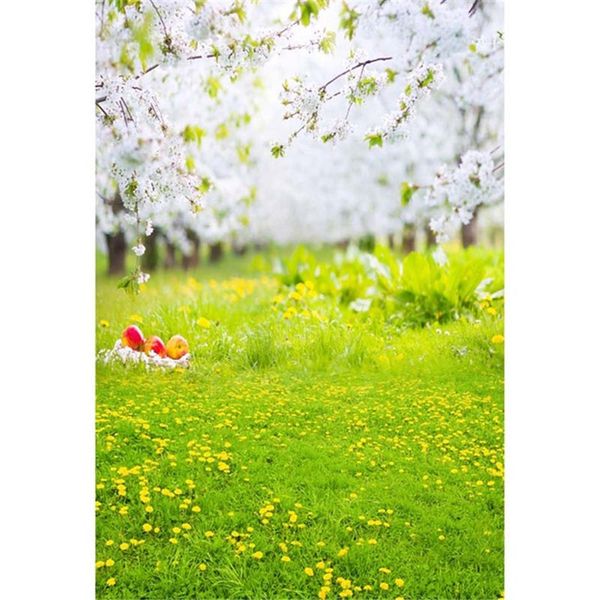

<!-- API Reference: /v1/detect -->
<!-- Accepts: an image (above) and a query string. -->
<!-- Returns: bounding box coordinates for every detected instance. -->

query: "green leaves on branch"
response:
[131,11,154,71]
[340,2,360,40]
[117,272,140,296]
[400,182,417,207]
[295,0,329,26]
[319,31,336,54]
[271,144,286,158]
[182,125,206,147]
[365,133,383,148]
[205,76,222,99]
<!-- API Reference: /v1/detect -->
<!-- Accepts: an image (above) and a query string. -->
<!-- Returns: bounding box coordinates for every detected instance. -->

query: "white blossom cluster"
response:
[426,150,503,245]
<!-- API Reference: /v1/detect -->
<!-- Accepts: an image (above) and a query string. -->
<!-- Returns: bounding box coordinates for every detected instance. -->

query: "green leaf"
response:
[319,31,336,54]
[400,182,417,207]
[365,133,383,148]
[271,144,286,158]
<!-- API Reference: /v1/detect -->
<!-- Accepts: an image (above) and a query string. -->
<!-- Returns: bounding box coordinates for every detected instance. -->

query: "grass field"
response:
[96,248,504,600]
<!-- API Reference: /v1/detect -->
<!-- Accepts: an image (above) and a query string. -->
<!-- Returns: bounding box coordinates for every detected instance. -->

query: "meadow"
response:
[96,246,504,600]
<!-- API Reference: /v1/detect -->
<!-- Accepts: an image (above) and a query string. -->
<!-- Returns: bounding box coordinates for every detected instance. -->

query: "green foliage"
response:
[182,124,206,147]
[271,144,286,158]
[400,181,417,207]
[131,11,154,71]
[96,247,504,600]
[204,76,222,99]
[295,0,328,26]
[340,1,360,40]
[319,30,336,53]
[364,133,383,148]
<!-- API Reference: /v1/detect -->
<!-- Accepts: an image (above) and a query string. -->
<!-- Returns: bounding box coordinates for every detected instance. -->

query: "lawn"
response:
[96,248,504,600]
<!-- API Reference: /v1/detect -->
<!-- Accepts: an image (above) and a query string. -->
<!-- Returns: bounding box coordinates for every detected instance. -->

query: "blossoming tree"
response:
[96,0,503,285]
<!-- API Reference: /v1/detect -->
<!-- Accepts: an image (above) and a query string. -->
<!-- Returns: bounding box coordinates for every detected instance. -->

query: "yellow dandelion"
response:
[192,506,201,513]
[204,531,215,538]
[380,582,390,590]
[99,320,110,328]
[491,334,504,344]
[119,543,129,551]
[169,538,178,545]
[198,563,207,571]
[105,559,115,567]
[106,577,116,587]
[197,317,211,329]
[95,561,105,569]
[394,578,405,588]
[142,523,153,533]
[379,567,391,574]
[281,555,291,563]
[251,551,263,560]
[304,567,315,576]
[337,547,349,558]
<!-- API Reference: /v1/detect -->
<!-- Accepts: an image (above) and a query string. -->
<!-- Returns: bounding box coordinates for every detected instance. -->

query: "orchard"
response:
[96,1,504,598]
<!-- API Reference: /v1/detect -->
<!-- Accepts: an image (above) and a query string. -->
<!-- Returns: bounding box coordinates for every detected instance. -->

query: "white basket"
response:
[98,339,191,369]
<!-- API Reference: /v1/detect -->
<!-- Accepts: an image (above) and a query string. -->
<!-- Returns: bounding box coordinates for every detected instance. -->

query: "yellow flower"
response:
[99,320,110,328]
[142,523,153,533]
[172,527,181,534]
[304,567,315,576]
[438,535,446,541]
[379,567,391,574]
[316,561,326,570]
[95,561,105,569]
[205,531,215,538]
[106,577,116,587]
[197,317,211,329]
[394,578,405,588]
[198,563,207,571]
[487,307,497,316]
[129,314,143,323]
[119,543,129,551]
[192,506,201,513]
[145,505,154,513]
[380,582,390,590]
[491,334,504,344]
[251,551,263,560]
[337,547,349,557]
[105,559,115,567]
[367,538,377,545]
[182,523,192,530]
[281,555,291,562]
[169,538,178,545]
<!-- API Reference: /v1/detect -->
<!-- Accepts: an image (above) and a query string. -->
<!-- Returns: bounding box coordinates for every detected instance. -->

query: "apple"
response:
[121,325,145,350]
[143,335,167,358]
[166,334,189,359]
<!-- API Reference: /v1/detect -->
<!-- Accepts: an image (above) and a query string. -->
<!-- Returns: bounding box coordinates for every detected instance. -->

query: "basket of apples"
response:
[101,325,191,369]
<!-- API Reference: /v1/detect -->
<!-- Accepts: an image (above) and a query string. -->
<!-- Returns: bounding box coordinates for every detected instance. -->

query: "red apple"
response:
[143,335,167,358]
[166,334,189,360]
[121,325,145,350]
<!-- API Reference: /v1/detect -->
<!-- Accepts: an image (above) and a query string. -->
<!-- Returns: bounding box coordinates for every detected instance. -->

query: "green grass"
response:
[96,249,504,600]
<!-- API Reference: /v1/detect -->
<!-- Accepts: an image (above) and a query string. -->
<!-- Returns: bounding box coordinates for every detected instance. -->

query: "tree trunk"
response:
[425,226,437,248]
[142,230,159,271]
[387,233,395,249]
[401,225,416,255]
[209,242,224,263]
[106,231,127,275]
[461,211,478,248]
[164,242,177,269]
[182,231,200,270]
[233,241,247,256]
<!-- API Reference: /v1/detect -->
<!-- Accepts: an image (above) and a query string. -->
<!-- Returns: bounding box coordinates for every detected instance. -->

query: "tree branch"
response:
[319,56,393,92]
